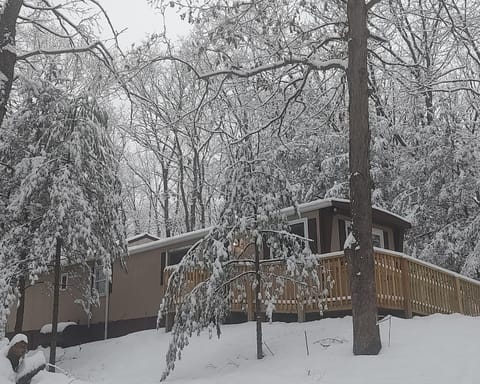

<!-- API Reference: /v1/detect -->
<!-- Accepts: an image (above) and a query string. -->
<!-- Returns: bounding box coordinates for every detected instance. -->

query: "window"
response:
[372,228,385,248]
[289,218,307,238]
[93,264,107,296]
[345,221,385,249]
[288,218,312,250]
[60,274,68,291]
[167,247,189,266]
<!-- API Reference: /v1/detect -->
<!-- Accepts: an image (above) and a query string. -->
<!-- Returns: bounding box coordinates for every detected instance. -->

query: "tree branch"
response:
[17,42,111,61]
[366,0,382,11]
[198,57,347,80]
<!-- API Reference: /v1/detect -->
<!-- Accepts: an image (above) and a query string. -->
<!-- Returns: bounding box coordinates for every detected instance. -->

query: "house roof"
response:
[127,198,411,255]
[128,227,210,255]
[126,233,160,243]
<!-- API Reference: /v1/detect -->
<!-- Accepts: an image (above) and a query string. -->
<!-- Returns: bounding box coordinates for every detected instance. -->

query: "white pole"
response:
[104,276,109,340]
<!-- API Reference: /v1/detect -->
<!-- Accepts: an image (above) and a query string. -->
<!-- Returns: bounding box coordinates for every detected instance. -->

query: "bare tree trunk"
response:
[189,149,198,231]
[49,237,62,372]
[199,160,206,227]
[254,241,263,360]
[14,275,25,333]
[174,134,190,232]
[346,0,381,356]
[0,0,22,126]
[162,164,171,237]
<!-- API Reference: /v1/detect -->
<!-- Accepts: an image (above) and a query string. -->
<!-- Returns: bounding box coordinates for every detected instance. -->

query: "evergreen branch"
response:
[224,259,255,266]
[214,271,257,293]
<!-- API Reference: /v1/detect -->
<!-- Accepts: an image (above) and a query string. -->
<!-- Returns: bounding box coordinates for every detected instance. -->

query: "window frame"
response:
[345,221,385,249]
[288,218,308,238]
[288,217,315,251]
[93,264,107,297]
[371,227,385,248]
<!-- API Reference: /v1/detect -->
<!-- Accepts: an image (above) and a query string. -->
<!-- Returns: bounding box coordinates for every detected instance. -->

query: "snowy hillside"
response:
[5,314,480,384]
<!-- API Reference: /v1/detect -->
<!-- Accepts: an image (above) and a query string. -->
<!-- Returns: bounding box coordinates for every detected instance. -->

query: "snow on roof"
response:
[128,227,211,255]
[282,198,411,227]
[126,233,160,243]
[128,198,411,255]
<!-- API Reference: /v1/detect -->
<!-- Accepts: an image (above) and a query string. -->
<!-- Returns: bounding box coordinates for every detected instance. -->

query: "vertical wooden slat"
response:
[455,277,464,314]
[376,253,384,307]
[402,258,412,318]
[337,257,343,307]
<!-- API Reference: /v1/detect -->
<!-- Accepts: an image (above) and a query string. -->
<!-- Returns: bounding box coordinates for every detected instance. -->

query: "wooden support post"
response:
[455,277,464,314]
[401,258,412,319]
[297,301,305,323]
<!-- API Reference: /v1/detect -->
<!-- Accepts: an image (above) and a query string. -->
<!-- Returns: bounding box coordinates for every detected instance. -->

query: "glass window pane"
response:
[168,248,188,265]
[290,222,305,237]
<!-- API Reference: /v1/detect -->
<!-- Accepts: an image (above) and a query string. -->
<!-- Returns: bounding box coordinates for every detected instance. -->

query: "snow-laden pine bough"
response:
[158,223,332,380]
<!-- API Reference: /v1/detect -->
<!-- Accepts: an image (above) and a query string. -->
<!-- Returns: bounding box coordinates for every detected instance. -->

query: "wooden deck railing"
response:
[164,250,480,319]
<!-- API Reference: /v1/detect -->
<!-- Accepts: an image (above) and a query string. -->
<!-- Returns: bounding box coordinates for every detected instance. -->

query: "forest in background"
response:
[120,0,480,279]
[0,0,479,326]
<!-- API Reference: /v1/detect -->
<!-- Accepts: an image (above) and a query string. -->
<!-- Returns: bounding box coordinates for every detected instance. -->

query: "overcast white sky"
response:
[99,0,191,48]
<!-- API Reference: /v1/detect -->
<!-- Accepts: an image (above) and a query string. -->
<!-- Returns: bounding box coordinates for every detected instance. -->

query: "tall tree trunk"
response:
[346,0,381,355]
[189,150,198,231]
[0,0,23,127]
[254,241,263,360]
[14,275,25,333]
[162,164,171,237]
[49,237,62,372]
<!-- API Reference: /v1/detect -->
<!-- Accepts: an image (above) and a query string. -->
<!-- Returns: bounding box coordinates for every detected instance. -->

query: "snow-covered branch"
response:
[198,57,347,80]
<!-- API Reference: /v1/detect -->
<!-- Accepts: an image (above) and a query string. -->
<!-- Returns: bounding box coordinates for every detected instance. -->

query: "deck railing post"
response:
[401,257,413,318]
[297,290,305,323]
[454,277,464,314]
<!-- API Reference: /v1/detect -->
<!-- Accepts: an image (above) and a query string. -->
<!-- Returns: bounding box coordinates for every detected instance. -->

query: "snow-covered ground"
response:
[4,314,480,383]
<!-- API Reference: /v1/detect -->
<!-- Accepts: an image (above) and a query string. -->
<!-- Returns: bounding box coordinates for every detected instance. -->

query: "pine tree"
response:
[0,76,126,367]
[159,141,328,380]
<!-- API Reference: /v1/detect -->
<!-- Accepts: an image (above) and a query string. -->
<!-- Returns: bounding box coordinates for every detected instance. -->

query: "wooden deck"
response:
[164,249,480,320]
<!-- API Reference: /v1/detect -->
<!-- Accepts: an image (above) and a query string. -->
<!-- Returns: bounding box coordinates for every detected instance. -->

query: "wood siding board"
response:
[393,228,405,252]
[308,218,319,254]
[319,207,333,253]
[383,231,390,250]
[160,252,166,286]
[338,219,346,252]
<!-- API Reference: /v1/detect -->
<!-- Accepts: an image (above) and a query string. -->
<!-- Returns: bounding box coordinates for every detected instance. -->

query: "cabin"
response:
[6,198,480,348]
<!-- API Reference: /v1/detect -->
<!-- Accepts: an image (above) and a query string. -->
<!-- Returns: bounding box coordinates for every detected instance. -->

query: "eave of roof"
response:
[281,198,411,229]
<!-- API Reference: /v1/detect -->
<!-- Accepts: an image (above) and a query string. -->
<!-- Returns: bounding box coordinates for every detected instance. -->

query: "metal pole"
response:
[104,275,109,340]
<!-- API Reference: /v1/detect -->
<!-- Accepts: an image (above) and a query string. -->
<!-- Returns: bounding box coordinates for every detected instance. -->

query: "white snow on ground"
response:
[16,351,45,378]
[2,314,480,383]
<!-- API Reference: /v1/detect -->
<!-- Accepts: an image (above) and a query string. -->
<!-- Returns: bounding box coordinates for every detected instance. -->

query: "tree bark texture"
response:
[346,0,382,355]
[48,237,62,372]
[254,242,263,360]
[14,275,25,333]
[0,0,23,127]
